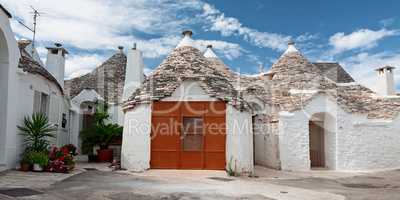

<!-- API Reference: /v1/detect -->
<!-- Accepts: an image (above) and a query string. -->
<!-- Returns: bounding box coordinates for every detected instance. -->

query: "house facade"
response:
[1,2,400,172]
[121,30,400,173]
[0,5,77,170]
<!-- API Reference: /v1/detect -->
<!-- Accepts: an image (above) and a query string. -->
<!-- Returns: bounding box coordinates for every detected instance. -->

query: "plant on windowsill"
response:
[80,103,123,162]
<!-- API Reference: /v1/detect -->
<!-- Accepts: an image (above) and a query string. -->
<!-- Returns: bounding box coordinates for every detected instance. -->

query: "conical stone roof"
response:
[123,46,240,110]
[64,51,127,103]
[270,42,322,90]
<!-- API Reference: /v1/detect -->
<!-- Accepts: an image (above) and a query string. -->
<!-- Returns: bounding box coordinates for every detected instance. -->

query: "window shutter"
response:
[33,91,41,114]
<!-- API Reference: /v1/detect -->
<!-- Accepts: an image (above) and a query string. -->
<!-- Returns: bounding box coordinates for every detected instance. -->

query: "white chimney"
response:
[176,30,194,48]
[45,43,68,89]
[123,43,145,101]
[203,44,218,58]
[376,66,396,96]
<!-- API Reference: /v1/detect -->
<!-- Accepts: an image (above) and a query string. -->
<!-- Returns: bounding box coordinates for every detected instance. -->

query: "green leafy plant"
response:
[227,157,239,177]
[28,151,49,167]
[20,151,31,164]
[17,113,56,152]
[80,103,123,151]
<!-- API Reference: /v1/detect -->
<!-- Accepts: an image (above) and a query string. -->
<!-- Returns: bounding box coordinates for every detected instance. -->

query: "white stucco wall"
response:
[0,11,22,168]
[16,73,68,148]
[278,93,400,171]
[278,94,338,171]
[335,111,400,171]
[254,117,281,169]
[121,103,152,172]
[108,104,124,126]
[226,104,254,173]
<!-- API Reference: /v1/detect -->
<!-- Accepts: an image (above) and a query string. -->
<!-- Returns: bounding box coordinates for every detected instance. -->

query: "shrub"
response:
[62,144,78,156]
[80,103,123,152]
[226,157,239,177]
[28,151,49,167]
[18,113,56,153]
[48,145,77,173]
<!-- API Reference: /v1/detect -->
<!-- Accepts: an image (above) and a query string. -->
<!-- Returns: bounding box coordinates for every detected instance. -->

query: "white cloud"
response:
[340,51,400,91]
[4,0,202,51]
[201,3,291,51]
[329,28,399,54]
[65,54,104,79]
[194,40,244,60]
[2,0,248,76]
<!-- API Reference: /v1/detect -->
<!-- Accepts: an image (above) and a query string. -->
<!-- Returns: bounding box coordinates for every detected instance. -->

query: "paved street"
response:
[0,164,399,200]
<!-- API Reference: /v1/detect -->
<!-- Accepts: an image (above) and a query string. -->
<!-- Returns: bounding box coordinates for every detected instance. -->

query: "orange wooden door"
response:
[204,102,226,170]
[151,102,181,169]
[150,101,226,170]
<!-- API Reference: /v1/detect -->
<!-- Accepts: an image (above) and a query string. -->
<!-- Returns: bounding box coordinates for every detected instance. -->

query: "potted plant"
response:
[88,153,97,163]
[80,104,122,162]
[17,113,56,153]
[20,152,31,172]
[29,151,49,172]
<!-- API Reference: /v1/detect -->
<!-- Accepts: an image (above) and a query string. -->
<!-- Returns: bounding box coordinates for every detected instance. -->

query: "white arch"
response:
[0,28,9,165]
[0,10,21,168]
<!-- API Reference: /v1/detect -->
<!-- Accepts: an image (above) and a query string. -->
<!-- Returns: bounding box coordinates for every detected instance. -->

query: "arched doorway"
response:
[0,29,9,164]
[79,101,97,154]
[309,112,336,169]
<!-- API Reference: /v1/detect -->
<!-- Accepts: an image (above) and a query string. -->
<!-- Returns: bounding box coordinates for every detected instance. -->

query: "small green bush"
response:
[28,151,49,167]
[226,157,239,177]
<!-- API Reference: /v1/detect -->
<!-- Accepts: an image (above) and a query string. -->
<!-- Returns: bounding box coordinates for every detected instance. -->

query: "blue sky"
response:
[2,0,400,91]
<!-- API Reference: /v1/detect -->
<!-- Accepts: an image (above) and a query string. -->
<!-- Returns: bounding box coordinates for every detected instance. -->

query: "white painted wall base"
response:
[226,105,254,173]
[121,103,151,172]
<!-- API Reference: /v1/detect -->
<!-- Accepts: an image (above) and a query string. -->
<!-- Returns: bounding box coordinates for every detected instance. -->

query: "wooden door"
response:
[150,101,226,170]
[151,102,181,168]
[309,121,325,167]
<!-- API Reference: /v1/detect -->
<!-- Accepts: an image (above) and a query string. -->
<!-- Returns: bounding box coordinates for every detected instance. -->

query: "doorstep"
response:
[0,164,7,173]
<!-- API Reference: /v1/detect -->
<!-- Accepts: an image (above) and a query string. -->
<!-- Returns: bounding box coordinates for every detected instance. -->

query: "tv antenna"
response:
[17,6,45,55]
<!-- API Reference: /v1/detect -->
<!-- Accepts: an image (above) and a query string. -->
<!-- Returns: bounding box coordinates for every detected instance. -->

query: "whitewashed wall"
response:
[121,103,152,172]
[226,104,254,173]
[336,109,400,171]
[278,93,400,171]
[108,104,124,125]
[254,117,281,169]
[0,10,22,169]
[16,73,67,147]
[278,94,338,171]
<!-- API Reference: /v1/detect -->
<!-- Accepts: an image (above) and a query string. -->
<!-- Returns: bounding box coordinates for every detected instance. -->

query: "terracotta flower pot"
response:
[97,149,113,162]
[20,163,30,172]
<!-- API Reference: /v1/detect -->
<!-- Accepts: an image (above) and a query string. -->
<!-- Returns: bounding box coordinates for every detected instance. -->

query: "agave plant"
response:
[18,113,56,152]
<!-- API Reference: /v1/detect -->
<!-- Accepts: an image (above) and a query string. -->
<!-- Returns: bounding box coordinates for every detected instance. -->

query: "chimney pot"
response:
[182,30,193,37]
[207,44,213,49]
[375,65,396,96]
[118,46,124,50]
[54,43,62,47]
[133,43,137,50]
[288,40,295,46]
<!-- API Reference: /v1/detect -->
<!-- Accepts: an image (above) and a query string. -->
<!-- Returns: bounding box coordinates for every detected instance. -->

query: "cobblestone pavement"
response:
[1,164,399,200]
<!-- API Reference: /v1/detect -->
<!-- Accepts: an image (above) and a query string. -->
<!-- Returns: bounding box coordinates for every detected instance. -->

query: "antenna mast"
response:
[17,6,44,55]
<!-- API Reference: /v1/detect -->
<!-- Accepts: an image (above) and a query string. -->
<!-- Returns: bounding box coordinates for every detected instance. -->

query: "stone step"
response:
[0,164,7,172]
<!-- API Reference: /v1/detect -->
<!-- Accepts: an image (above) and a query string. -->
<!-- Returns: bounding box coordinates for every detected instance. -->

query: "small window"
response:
[182,117,203,151]
[61,113,67,128]
[51,49,58,54]
[33,91,50,117]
